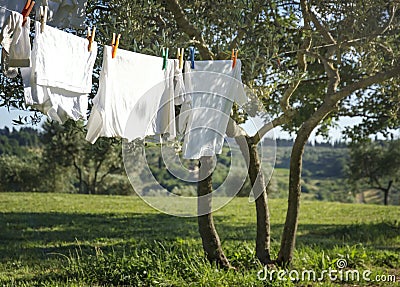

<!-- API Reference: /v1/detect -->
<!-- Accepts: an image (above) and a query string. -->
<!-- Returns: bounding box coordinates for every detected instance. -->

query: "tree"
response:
[41,120,124,194]
[158,0,400,266]
[348,139,400,205]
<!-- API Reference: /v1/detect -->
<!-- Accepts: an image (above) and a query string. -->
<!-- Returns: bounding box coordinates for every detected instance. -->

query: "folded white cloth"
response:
[86,47,183,143]
[21,21,97,123]
[0,11,31,78]
[180,60,247,159]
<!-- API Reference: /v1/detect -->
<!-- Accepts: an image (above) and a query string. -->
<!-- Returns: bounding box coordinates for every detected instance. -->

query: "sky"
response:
[0,106,45,130]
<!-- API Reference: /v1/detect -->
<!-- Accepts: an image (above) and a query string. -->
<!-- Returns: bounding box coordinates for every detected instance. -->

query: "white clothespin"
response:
[40,0,48,33]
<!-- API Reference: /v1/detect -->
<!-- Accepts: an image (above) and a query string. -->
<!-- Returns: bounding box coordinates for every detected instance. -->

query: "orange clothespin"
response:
[231,49,238,69]
[22,0,35,26]
[87,27,96,52]
[111,33,121,59]
[177,48,184,70]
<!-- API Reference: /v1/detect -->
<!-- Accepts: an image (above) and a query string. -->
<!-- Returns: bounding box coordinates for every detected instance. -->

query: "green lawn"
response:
[0,192,399,286]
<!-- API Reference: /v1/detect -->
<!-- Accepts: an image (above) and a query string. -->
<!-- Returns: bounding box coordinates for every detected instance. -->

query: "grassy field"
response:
[0,192,399,286]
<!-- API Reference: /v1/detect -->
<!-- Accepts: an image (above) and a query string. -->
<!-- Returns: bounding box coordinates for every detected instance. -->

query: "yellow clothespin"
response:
[40,5,48,33]
[111,33,121,59]
[177,48,184,70]
[87,27,96,52]
[231,49,238,69]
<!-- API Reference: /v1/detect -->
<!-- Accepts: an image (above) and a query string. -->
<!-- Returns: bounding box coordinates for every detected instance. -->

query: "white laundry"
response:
[86,47,183,144]
[0,0,86,29]
[0,11,31,78]
[180,60,247,159]
[21,21,97,123]
[0,1,25,29]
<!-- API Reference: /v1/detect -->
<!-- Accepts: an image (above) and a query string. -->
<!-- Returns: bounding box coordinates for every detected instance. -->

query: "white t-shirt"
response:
[86,47,182,143]
[180,60,247,159]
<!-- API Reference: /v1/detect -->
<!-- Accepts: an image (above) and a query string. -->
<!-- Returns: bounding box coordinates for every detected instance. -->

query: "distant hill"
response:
[0,127,42,156]
[0,127,397,205]
[263,138,348,179]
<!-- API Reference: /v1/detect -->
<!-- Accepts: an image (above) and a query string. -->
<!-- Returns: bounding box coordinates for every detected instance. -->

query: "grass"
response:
[0,192,399,286]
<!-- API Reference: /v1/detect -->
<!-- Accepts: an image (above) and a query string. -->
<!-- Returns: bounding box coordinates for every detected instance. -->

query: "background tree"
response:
[348,139,400,205]
[41,120,124,194]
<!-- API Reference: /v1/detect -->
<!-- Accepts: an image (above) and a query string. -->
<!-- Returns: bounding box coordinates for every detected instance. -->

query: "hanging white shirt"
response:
[0,11,31,78]
[21,21,97,123]
[180,60,247,159]
[86,47,182,144]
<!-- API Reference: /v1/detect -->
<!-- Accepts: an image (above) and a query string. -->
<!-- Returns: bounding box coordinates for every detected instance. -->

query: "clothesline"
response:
[2,11,246,160]
[0,4,14,13]
[1,4,370,61]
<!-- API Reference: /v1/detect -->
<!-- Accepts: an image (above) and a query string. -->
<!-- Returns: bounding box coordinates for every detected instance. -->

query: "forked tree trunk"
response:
[197,156,231,268]
[247,139,271,264]
[277,108,333,266]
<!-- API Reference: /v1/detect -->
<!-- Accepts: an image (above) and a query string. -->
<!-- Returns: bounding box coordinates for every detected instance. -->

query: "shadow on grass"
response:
[216,217,399,249]
[0,212,398,263]
[0,212,199,262]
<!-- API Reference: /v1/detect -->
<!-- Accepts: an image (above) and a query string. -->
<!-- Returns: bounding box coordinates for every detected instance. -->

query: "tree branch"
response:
[226,118,248,138]
[308,8,336,45]
[301,0,340,95]
[330,64,400,103]
[307,51,340,94]
[163,0,214,59]
[280,77,302,113]
[378,4,398,35]
[251,112,295,144]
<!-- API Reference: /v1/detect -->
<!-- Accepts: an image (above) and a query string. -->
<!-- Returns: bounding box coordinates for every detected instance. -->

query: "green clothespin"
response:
[162,48,169,70]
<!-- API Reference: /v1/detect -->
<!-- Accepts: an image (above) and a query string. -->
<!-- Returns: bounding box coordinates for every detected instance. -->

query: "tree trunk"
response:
[383,180,393,206]
[197,156,231,268]
[73,160,85,194]
[247,139,271,264]
[277,104,334,266]
[233,131,272,265]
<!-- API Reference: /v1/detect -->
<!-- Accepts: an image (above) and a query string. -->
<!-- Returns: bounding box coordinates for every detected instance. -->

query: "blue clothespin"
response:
[189,47,195,69]
[162,48,169,70]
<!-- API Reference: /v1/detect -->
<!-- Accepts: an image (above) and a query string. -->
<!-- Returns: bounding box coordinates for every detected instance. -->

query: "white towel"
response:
[180,60,247,159]
[21,21,96,123]
[86,47,181,144]
[0,11,31,78]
